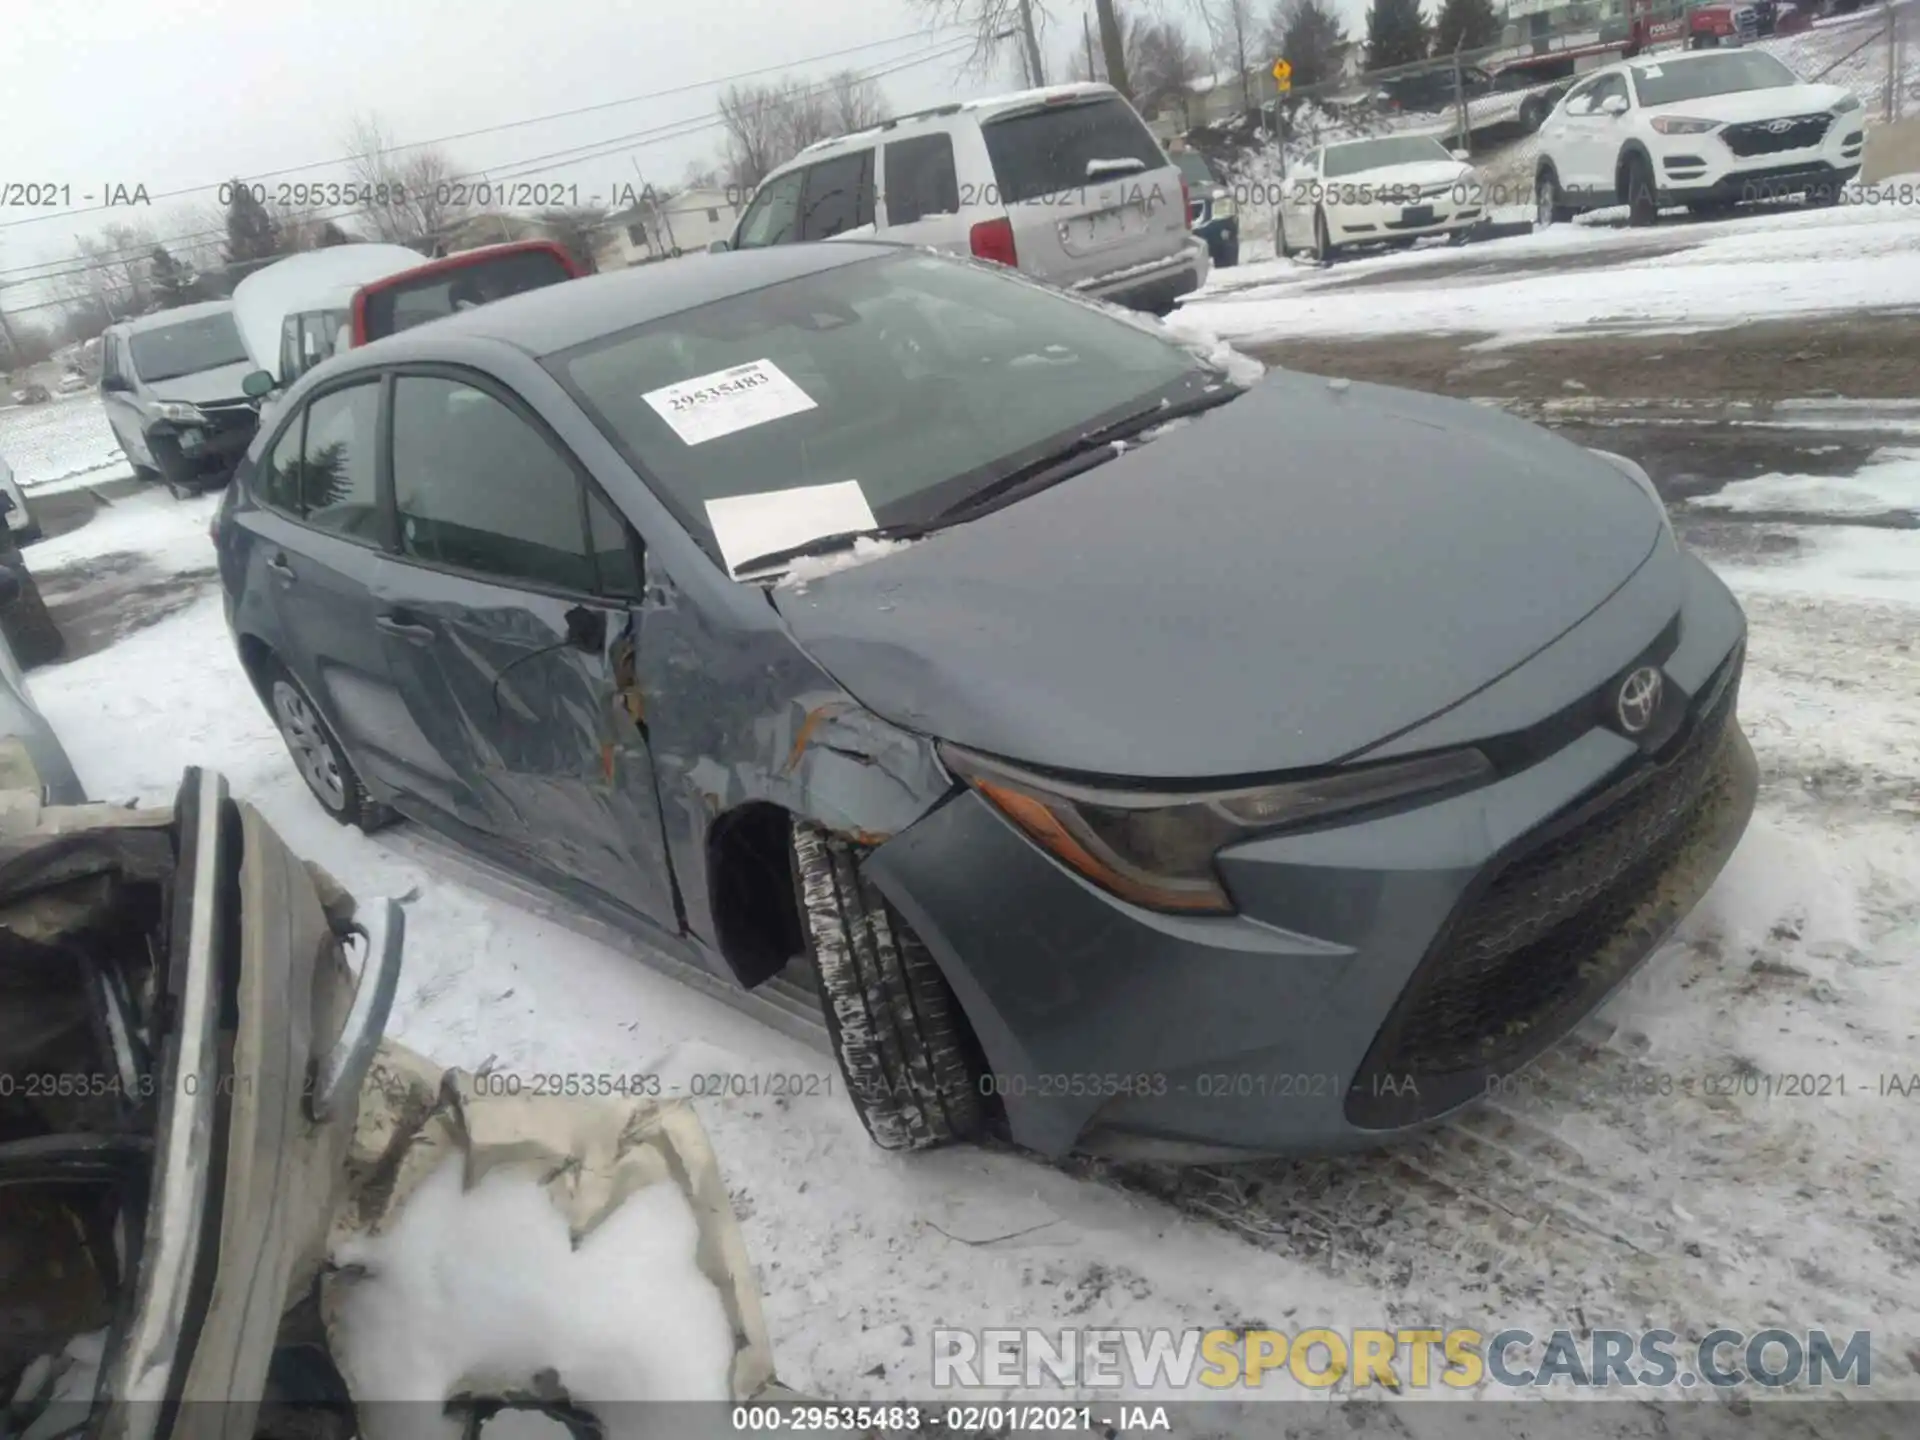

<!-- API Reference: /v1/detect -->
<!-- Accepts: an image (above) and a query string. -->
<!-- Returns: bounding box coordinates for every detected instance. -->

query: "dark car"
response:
[1173,149,1240,268]
[1374,64,1495,114]
[100,301,261,497]
[213,243,1757,1163]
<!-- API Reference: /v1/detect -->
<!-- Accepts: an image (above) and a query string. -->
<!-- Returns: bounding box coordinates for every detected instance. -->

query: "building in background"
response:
[600,185,741,267]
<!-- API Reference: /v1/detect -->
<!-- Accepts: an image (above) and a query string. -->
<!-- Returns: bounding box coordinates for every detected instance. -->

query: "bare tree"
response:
[343,114,469,248]
[1133,16,1205,119]
[57,224,161,320]
[1194,0,1260,113]
[536,207,609,272]
[908,0,1050,85]
[715,74,887,191]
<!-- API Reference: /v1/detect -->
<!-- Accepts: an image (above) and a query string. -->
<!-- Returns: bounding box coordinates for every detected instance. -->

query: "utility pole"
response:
[1886,0,1899,122]
[1017,0,1046,87]
[1084,9,1097,79]
[1095,0,1131,99]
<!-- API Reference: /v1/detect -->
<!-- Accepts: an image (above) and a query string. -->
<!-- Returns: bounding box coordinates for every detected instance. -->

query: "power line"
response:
[0,34,976,285]
[0,36,981,310]
[0,26,968,236]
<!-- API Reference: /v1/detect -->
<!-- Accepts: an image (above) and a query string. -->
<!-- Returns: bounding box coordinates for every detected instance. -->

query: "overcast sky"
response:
[3,0,1367,316]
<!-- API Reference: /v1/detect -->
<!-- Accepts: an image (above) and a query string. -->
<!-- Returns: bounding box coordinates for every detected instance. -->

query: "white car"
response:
[1533,49,1866,227]
[1275,134,1486,263]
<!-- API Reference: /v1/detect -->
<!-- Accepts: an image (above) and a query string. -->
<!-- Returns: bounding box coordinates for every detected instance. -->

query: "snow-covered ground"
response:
[5,376,1917,1416]
[1179,191,1920,347]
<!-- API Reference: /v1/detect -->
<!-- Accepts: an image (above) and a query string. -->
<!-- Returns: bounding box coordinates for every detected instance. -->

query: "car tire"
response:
[1534,168,1575,228]
[1519,97,1546,133]
[1275,211,1294,259]
[1623,153,1660,227]
[261,658,396,832]
[0,536,66,669]
[789,821,985,1152]
[1313,207,1341,264]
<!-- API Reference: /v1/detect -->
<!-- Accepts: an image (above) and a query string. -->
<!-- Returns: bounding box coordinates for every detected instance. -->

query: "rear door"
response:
[978,92,1188,287]
[1548,75,1611,193]
[232,378,457,807]
[797,149,877,242]
[877,131,963,246]
[368,367,679,926]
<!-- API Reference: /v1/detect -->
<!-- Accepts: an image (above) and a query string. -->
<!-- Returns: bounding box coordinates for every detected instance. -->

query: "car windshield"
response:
[552,251,1211,572]
[127,313,248,383]
[1322,135,1452,176]
[1632,52,1798,106]
[1174,151,1215,185]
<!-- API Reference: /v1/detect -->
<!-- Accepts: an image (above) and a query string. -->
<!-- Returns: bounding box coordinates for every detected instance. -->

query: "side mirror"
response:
[241,369,277,399]
[1602,95,1629,117]
[707,238,731,254]
[1450,148,1470,162]
[0,566,22,610]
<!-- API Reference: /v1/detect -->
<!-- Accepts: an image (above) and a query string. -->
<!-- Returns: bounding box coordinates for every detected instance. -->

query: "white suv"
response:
[719,83,1210,314]
[1534,49,1865,227]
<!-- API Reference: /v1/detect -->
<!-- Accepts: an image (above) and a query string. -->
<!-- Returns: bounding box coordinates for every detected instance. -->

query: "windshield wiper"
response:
[729,522,928,578]
[932,384,1245,526]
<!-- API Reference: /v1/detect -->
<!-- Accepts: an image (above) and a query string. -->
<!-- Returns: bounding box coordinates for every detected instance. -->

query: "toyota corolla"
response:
[212,242,1757,1162]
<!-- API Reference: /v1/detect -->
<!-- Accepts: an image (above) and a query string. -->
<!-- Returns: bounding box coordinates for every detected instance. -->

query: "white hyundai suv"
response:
[1534,49,1866,227]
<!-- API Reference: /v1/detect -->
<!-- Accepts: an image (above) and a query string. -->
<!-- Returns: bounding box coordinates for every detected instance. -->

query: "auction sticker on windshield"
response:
[705,480,876,577]
[642,358,817,446]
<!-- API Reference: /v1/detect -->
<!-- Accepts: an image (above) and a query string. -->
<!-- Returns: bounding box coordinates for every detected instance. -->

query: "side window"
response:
[882,134,959,225]
[392,375,595,593]
[799,151,875,240]
[1563,79,1599,116]
[1593,74,1629,110]
[300,313,331,368]
[299,383,382,541]
[586,488,642,598]
[735,169,806,248]
[256,412,305,513]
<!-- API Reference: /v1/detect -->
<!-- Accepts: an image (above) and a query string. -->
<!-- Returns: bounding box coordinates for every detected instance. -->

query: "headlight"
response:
[941,744,1493,913]
[1833,95,1862,115]
[151,401,205,424]
[1650,116,1721,135]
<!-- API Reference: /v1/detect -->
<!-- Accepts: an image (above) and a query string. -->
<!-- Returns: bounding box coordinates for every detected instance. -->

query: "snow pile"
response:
[26,486,220,577]
[775,534,914,590]
[329,1159,737,1412]
[1688,446,1920,518]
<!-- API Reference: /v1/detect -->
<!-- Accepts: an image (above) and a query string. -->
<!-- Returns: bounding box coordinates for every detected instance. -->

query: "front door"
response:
[371,368,679,927]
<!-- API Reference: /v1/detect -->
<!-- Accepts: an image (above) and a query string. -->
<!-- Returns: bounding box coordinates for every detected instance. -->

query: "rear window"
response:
[128,312,248,383]
[360,250,573,341]
[981,95,1166,204]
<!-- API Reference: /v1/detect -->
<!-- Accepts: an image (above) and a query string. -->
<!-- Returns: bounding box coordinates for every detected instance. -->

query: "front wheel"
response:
[790,822,985,1151]
[1623,153,1660,227]
[1313,207,1341,264]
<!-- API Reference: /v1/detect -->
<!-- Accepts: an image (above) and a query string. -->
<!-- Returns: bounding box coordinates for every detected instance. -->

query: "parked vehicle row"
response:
[216,238,1756,1162]
[1275,133,1489,263]
[711,83,1214,315]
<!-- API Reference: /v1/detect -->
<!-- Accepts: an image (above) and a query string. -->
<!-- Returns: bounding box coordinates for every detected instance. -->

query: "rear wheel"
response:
[0,534,65,668]
[1623,152,1660,227]
[1275,211,1294,259]
[1313,207,1341,264]
[790,821,984,1151]
[261,658,395,832]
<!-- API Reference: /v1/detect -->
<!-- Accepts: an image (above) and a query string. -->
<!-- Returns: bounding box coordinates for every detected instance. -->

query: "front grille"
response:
[1347,652,1742,1127]
[1723,113,1832,158]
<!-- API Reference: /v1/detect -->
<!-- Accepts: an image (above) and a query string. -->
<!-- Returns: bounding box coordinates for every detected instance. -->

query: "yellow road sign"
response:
[1271,58,1292,90]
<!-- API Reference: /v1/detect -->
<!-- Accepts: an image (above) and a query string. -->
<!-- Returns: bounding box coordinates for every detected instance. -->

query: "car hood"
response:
[147,361,257,406]
[1336,159,1469,189]
[1654,82,1851,124]
[774,373,1664,780]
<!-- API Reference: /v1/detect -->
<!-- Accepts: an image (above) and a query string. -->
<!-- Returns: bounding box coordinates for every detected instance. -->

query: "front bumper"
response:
[865,555,1756,1161]
[147,411,258,484]
[1656,119,1864,202]
[1328,195,1483,244]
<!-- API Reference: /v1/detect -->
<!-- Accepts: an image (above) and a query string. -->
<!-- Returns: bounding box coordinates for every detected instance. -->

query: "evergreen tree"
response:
[1431,0,1500,57]
[1266,0,1348,90]
[1363,0,1429,70]
[223,180,281,267]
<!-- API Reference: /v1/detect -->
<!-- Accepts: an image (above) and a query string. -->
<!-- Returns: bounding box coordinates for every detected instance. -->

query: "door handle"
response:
[375,614,434,645]
[266,553,296,581]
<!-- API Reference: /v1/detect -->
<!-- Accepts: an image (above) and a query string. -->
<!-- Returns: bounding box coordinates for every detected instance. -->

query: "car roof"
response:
[116,298,236,334]
[331,241,899,367]
[781,82,1124,168]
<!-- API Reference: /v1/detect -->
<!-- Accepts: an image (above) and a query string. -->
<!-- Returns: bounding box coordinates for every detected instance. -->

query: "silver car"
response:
[99,301,262,497]
[721,83,1210,314]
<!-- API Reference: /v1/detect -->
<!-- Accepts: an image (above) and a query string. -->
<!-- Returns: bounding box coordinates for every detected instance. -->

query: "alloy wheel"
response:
[272,680,346,811]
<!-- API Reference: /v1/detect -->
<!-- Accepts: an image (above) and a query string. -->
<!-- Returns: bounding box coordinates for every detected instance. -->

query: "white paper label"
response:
[642,358,817,446]
[704,481,876,577]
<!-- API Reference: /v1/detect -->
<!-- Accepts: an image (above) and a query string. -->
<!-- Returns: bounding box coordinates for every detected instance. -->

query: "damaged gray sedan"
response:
[213,242,1757,1163]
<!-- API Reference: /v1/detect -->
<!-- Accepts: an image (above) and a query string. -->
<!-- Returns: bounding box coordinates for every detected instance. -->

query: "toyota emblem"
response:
[1616,667,1664,735]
